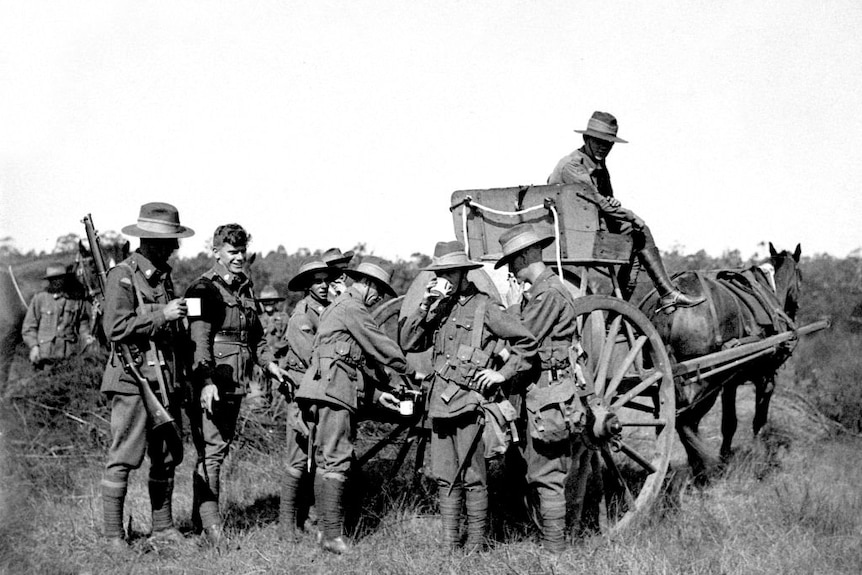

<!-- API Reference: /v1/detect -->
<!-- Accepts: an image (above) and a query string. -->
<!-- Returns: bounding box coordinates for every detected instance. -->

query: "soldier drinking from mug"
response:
[400,241,537,551]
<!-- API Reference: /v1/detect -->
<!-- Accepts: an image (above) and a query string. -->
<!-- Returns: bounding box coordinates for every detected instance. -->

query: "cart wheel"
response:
[372,295,404,341]
[568,295,675,534]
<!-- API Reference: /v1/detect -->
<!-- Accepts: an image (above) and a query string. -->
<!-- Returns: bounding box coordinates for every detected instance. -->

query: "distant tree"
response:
[53,233,81,254]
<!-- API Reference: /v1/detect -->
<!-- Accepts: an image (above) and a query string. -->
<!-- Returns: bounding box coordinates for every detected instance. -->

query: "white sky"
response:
[1,0,860,261]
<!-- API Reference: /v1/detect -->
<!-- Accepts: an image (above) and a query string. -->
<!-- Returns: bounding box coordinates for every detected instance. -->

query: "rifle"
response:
[82,214,183,463]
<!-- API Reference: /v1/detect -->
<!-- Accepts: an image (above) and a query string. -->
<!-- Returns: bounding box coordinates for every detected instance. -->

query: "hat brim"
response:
[343,269,396,297]
[288,268,341,292]
[44,271,73,279]
[421,256,485,272]
[121,224,195,239]
[574,129,628,144]
[494,235,555,269]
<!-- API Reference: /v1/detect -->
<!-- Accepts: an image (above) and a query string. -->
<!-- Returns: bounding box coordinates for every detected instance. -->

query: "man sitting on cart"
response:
[549,110,704,312]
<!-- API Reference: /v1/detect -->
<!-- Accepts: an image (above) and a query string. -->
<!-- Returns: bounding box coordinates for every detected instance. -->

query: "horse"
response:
[638,242,802,479]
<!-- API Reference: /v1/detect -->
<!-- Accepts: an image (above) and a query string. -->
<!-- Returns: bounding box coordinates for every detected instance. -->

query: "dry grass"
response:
[2,350,862,575]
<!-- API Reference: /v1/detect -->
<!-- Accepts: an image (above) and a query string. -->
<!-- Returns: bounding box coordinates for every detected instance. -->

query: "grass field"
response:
[1,345,861,575]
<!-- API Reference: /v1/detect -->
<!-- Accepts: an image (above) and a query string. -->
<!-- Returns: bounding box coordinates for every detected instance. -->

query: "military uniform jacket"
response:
[22,291,90,360]
[100,252,182,395]
[400,283,537,418]
[260,310,288,351]
[513,268,578,390]
[186,262,273,396]
[280,295,327,378]
[295,286,409,412]
[547,146,640,229]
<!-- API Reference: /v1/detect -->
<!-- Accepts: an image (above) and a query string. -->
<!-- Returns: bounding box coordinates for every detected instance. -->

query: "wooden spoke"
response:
[603,335,648,403]
[622,400,660,414]
[621,419,668,428]
[615,440,657,474]
[610,370,664,410]
[600,446,636,509]
[594,314,623,398]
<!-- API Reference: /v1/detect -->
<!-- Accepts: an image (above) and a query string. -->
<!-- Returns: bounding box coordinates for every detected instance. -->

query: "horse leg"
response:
[676,384,722,483]
[752,374,776,437]
[719,381,739,462]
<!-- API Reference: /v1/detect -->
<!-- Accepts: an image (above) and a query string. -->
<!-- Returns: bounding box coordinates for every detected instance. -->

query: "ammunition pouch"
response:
[482,399,518,459]
[525,376,586,443]
[213,333,252,395]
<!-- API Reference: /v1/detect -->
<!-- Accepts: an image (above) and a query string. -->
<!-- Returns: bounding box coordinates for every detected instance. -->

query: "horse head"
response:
[768,242,802,321]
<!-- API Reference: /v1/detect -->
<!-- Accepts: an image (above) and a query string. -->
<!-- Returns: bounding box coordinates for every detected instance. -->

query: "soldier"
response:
[22,264,94,367]
[253,285,288,403]
[400,241,537,551]
[185,223,288,547]
[256,285,288,352]
[295,256,410,554]
[99,202,193,552]
[549,110,704,311]
[277,260,339,541]
[321,247,353,300]
[495,223,579,552]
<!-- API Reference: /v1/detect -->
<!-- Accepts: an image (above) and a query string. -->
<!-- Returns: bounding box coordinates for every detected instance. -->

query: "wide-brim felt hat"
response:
[574,111,628,144]
[421,241,483,272]
[494,224,555,269]
[121,202,194,239]
[321,247,354,269]
[288,260,341,292]
[44,264,74,279]
[256,285,285,302]
[344,256,397,297]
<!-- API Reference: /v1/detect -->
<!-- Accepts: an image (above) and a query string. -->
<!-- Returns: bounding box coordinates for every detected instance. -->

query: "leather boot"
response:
[438,485,463,550]
[279,470,303,542]
[464,486,488,551]
[317,474,349,555]
[640,246,705,312]
[539,495,567,553]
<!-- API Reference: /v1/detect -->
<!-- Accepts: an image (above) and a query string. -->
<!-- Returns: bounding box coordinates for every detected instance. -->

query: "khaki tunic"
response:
[22,291,89,360]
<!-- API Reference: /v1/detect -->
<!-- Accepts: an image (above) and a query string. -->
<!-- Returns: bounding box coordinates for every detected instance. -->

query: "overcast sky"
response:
[1,1,860,261]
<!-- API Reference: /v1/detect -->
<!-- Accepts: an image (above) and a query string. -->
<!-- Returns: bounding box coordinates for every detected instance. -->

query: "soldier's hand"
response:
[266,362,288,383]
[377,391,400,412]
[475,369,505,395]
[607,197,622,208]
[163,298,188,322]
[505,273,524,308]
[200,383,220,414]
[29,346,41,364]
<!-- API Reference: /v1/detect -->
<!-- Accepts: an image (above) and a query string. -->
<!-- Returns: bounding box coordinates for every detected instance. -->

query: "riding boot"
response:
[464,486,488,551]
[640,246,705,312]
[539,495,567,553]
[438,486,463,550]
[317,474,349,555]
[279,470,302,542]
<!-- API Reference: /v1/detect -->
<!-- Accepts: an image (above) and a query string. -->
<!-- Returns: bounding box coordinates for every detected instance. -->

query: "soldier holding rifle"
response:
[97,202,193,553]
[185,223,288,548]
[400,241,537,551]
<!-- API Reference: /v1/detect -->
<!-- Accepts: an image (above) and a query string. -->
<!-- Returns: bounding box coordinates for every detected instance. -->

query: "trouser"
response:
[281,402,312,533]
[188,395,242,530]
[522,419,571,551]
[305,402,355,541]
[431,412,488,548]
[101,392,182,538]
